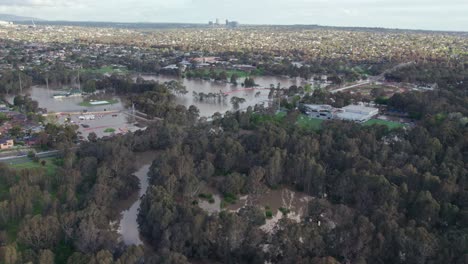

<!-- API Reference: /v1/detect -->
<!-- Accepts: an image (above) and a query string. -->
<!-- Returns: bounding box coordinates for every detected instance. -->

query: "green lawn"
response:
[215,69,250,78]
[363,119,405,130]
[186,69,264,79]
[104,128,116,133]
[296,115,324,131]
[252,111,286,125]
[10,157,58,176]
[82,66,128,75]
[79,99,119,107]
[252,112,324,131]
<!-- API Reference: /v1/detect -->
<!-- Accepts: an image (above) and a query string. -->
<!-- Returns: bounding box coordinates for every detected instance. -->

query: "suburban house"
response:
[0,138,14,150]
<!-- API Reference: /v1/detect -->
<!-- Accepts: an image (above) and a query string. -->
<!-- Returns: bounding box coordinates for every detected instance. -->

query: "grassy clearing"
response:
[252,112,324,131]
[104,128,116,133]
[223,193,237,205]
[218,69,253,78]
[296,115,324,131]
[79,99,119,107]
[185,69,264,79]
[10,157,59,177]
[82,66,128,75]
[199,193,215,204]
[363,119,405,130]
[251,111,286,125]
[265,206,273,218]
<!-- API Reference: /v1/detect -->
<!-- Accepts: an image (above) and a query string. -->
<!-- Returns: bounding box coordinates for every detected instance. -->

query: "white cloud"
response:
[0,0,72,6]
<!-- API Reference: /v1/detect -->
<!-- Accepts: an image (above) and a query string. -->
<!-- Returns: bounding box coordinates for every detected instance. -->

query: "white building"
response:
[0,21,13,27]
[303,104,336,120]
[337,104,379,123]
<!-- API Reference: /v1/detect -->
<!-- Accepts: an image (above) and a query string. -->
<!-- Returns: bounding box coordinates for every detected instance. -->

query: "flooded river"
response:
[141,75,303,116]
[10,76,301,118]
[7,86,125,113]
[117,152,156,245]
[117,164,150,245]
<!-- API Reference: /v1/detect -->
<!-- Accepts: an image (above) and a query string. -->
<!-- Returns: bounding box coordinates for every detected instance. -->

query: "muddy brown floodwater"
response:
[141,75,303,117]
[116,151,157,245]
[198,187,314,234]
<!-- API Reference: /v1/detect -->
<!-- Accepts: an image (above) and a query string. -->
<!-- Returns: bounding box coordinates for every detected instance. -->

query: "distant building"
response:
[0,104,8,112]
[232,64,256,71]
[192,57,219,64]
[292,62,303,68]
[337,104,379,123]
[0,21,13,27]
[0,139,14,150]
[227,21,239,28]
[303,104,336,120]
[303,103,379,123]
[162,64,179,70]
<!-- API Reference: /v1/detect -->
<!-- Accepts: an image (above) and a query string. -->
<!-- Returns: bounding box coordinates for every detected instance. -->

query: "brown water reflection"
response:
[117,151,157,246]
[7,86,125,113]
[141,75,303,116]
[198,187,314,233]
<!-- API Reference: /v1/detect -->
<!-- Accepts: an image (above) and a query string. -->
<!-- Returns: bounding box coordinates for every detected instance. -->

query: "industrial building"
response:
[336,104,379,123]
[303,103,379,123]
[303,104,336,120]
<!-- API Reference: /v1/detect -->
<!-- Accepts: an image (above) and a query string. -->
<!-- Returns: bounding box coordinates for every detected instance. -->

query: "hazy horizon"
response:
[0,0,467,32]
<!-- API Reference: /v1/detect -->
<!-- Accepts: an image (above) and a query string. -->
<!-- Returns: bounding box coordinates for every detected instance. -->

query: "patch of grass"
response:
[104,128,116,133]
[296,115,324,131]
[82,66,128,75]
[198,193,213,200]
[79,99,119,107]
[215,69,251,78]
[199,193,216,203]
[223,193,237,205]
[363,119,405,130]
[265,207,273,219]
[251,111,287,125]
[10,158,58,176]
[279,207,290,216]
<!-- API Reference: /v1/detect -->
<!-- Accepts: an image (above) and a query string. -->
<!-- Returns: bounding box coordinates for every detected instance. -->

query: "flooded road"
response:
[141,75,302,117]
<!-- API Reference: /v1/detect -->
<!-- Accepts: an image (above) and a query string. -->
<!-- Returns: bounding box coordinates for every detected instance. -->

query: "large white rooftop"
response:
[342,104,379,115]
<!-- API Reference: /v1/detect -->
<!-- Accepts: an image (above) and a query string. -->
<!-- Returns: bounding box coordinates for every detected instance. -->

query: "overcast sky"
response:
[0,0,467,31]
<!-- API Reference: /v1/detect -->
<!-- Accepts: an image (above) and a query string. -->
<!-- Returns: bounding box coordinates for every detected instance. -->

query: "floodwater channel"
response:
[116,151,156,245]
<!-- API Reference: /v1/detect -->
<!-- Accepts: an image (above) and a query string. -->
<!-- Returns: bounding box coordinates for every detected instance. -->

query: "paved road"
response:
[43,110,121,117]
[0,150,61,165]
[329,61,415,94]
[330,80,371,94]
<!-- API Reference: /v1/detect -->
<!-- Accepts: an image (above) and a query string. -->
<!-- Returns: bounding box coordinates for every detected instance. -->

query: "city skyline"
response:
[0,0,467,31]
